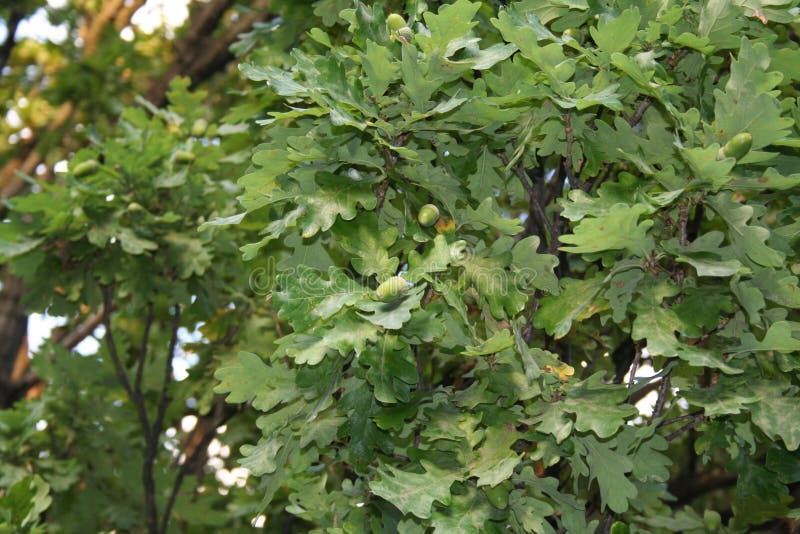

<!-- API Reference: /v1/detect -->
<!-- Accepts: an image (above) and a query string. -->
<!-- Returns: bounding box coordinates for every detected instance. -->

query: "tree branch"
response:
[562,114,580,190]
[134,303,154,395]
[666,414,706,441]
[146,0,274,106]
[500,152,556,251]
[0,9,23,76]
[153,305,182,448]
[56,307,106,350]
[626,343,642,395]
[159,400,237,534]
[658,412,702,428]
[652,372,671,419]
[100,285,158,534]
[623,97,652,127]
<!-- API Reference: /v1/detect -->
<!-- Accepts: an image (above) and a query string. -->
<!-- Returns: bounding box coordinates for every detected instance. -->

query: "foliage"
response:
[1,0,800,532]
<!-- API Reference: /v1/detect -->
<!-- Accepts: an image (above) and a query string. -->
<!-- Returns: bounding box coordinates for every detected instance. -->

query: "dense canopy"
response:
[1,1,800,532]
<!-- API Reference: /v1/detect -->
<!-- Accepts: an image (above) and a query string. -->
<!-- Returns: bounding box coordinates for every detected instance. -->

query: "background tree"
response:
[2,1,800,533]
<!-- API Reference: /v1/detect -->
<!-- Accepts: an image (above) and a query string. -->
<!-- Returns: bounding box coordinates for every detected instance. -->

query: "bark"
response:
[0,9,24,76]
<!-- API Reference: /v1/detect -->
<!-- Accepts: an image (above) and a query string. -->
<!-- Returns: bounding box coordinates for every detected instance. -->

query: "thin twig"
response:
[666,414,705,441]
[374,179,390,211]
[153,305,181,444]
[0,9,23,77]
[563,114,580,190]
[600,512,615,534]
[678,201,689,247]
[652,372,671,419]
[626,344,642,398]
[56,306,107,350]
[687,316,731,346]
[420,284,435,309]
[100,286,157,533]
[658,412,702,428]
[500,152,557,249]
[624,97,652,127]
[159,402,237,534]
[135,303,154,395]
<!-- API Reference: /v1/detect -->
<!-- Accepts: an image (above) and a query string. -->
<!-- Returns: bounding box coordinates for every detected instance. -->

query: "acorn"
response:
[717,132,752,161]
[174,150,196,164]
[73,159,98,177]
[396,26,413,42]
[376,276,409,302]
[417,204,440,227]
[191,118,208,137]
[387,13,406,32]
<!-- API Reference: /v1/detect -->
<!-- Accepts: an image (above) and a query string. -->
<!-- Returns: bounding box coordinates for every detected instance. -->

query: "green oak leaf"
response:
[511,236,560,294]
[458,197,524,235]
[560,204,654,255]
[533,276,605,338]
[632,305,742,374]
[370,460,460,519]
[468,426,522,487]
[335,212,399,280]
[562,373,637,439]
[733,321,800,354]
[277,313,379,364]
[578,435,637,513]
[214,352,299,412]
[431,490,495,533]
[361,337,418,404]
[357,284,425,329]
[463,329,514,357]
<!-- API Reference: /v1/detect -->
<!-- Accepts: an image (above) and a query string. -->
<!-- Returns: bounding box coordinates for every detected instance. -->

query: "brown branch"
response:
[687,316,730,346]
[652,372,671,420]
[134,303,155,396]
[623,97,652,127]
[153,305,181,446]
[666,414,706,441]
[146,0,274,106]
[678,201,689,247]
[658,412,702,428]
[160,400,237,534]
[114,0,147,31]
[374,179,390,211]
[0,9,23,75]
[413,345,426,392]
[500,152,556,250]
[100,285,158,534]
[600,512,615,534]
[626,343,642,397]
[56,307,106,350]
[562,114,580,190]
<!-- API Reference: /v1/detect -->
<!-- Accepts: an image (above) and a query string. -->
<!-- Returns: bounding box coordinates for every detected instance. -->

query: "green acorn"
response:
[73,159,98,177]
[717,132,752,161]
[482,481,511,509]
[376,276,409,302]
[191,118,208,137]
[417,204,440,227]
[396,26,413,42]
[387,13,406,32]
[174,150,196,164]
[703,510,721,532]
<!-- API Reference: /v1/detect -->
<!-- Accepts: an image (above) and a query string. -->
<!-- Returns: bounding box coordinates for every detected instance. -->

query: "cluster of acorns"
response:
[387,13,413,42]
[374,203,441,302]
